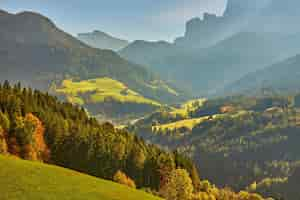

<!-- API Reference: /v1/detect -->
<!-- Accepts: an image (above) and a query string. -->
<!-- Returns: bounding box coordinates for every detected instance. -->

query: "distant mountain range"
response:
[119,0,300,96]
[0,10,185,118]
[174,0,270,49]
[2,0,300,108]
[78,30,129,51]
[121,31,300,96]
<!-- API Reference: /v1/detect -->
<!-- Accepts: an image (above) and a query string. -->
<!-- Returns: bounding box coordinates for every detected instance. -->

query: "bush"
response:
[113,170,136,188]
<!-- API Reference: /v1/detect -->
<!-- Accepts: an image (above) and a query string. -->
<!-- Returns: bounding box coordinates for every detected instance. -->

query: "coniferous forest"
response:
[0,81,200,190]
[0,82,272,200]
[2,0,300,199]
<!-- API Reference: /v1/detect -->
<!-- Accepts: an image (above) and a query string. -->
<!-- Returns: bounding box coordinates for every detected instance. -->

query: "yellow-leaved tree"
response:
[160,168,194,200]
[113,170,136,188]
[0,126,7,154]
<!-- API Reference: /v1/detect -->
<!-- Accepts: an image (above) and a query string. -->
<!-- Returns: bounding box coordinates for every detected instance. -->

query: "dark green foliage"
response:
[131,94,300,199]
[0,82,199,191]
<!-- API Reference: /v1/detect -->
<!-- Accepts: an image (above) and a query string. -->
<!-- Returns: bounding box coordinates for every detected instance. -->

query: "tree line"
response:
[0,81,200,191]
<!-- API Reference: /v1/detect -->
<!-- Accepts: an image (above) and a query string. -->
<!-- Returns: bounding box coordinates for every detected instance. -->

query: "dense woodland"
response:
[1,2,300,199]
[130,95,300,200]
[0,82,271,200]
[0,81,200,191]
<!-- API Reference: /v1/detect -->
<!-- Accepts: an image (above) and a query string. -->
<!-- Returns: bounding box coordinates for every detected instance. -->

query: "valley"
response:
[1,0,300,199]
[128,95,300,199]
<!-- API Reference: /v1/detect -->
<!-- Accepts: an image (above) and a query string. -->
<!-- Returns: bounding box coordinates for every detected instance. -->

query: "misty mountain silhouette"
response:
[0,10,182,103]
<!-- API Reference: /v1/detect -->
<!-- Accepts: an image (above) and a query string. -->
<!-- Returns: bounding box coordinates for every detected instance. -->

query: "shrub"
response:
[113,170,136,188]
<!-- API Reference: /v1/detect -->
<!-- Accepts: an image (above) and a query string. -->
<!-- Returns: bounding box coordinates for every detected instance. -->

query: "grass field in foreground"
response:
[0,155,162,200]
[56,78,161,106]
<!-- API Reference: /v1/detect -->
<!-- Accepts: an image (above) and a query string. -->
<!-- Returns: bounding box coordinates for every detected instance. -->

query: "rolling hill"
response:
[55,78,161,106]
[0,155,162,200]
[129,95,300,200]
[54,77,161,118]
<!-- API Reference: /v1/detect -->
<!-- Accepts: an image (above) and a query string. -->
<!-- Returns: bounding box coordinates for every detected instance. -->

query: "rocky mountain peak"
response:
[224,0,270,17]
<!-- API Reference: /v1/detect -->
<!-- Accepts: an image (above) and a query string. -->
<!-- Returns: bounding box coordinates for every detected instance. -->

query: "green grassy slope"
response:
[55,78,161,106]
[0,156,162,200]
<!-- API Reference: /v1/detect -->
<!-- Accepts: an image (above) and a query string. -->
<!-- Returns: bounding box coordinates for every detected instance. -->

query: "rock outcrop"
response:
[174,0,270,48]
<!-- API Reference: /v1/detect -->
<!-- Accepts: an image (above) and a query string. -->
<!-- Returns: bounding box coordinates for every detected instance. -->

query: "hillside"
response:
[119,40,180,68]
[54,78,161,118]
[0,155,161,200]
[129,95,300,200]
[223,54,300,95]
[0,9,183,107]
[78,30,129,51]
[0,83,272,200]
[0,82,200,191]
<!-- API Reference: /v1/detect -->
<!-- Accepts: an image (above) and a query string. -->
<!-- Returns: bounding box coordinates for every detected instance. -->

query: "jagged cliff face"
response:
[120,0,300,97]
[174,14,225,48]
[174,0,270,49]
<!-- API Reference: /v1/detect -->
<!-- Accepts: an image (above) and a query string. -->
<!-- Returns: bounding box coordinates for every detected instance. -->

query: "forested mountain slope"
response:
[0,10,183,105]
[0,83,270,200]
[0,82,199,191]
[129,95,300,200]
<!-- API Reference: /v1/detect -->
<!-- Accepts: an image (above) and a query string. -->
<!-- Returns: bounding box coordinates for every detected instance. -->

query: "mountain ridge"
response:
[78,30,129,51]
[120,0,300,96]
[223,54,300,95]
[0,9,184,106]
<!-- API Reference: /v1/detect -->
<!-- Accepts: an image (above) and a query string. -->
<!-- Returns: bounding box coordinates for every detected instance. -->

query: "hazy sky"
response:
[0,0,227,41]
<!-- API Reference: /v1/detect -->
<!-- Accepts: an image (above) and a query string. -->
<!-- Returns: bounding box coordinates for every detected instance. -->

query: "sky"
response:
[0,0,226,42]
